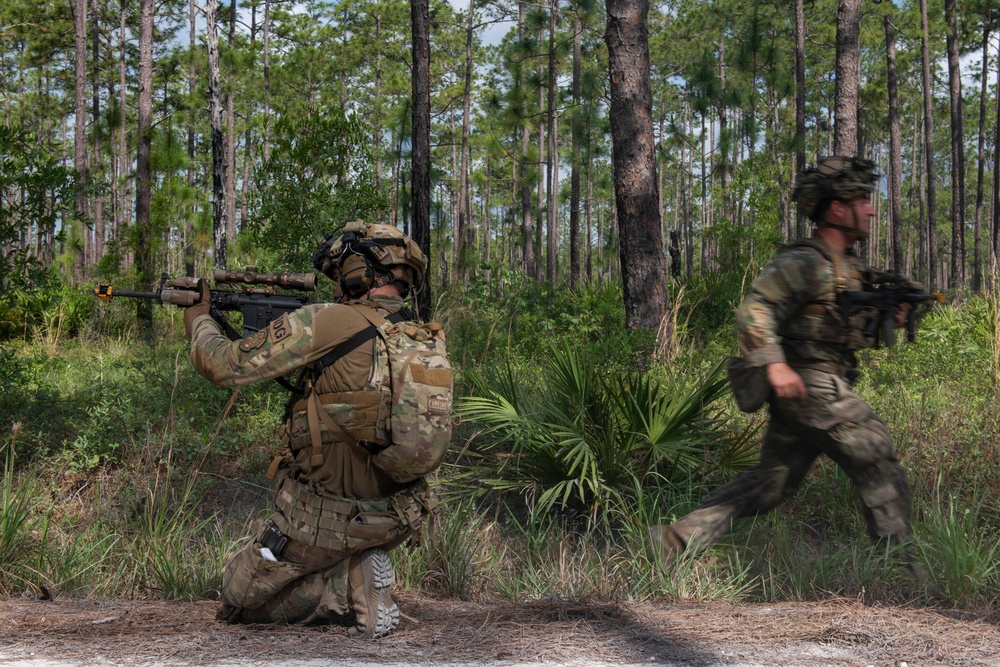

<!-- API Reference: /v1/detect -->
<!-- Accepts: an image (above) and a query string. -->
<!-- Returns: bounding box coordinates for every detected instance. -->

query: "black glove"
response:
[183,279,211,339]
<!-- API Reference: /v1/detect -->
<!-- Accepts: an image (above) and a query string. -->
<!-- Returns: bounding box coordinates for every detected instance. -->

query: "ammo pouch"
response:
[270,470,438,553]
[725,355,770,413]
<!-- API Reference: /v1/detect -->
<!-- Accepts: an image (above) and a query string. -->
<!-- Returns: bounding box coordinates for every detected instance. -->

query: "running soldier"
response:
[650,156,915,558]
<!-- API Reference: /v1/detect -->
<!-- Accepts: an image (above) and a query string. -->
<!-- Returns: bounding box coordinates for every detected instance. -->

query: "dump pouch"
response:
[726,355,770,413]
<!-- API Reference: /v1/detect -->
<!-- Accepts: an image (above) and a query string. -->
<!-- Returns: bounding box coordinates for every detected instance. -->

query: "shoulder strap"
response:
[309,306,411,382]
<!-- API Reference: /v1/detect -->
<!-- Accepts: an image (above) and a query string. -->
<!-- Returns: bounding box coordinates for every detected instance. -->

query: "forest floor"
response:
[0,592,998,667]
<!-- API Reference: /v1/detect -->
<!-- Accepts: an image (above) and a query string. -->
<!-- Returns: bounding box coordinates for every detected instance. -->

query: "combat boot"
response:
[648,524,686,564]
[347,548,400,639]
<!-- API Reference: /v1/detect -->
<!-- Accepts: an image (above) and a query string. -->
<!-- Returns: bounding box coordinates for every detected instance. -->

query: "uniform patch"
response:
[270,314,291,342]
[240,328,268,351]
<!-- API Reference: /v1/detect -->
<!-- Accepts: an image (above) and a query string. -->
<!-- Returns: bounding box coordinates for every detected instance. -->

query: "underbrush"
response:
[0,278,997,610]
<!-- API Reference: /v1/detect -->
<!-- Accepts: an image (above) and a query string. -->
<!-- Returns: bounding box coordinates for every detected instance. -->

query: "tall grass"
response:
[0,279,997,610]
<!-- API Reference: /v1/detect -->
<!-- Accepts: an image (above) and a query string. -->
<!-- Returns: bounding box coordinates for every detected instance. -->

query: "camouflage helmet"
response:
[312,221,427,298]
[793,156,880,222]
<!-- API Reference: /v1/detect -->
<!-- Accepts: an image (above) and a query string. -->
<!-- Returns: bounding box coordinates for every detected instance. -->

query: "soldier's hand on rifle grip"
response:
[183,278,212,339]
[767,362,808,403]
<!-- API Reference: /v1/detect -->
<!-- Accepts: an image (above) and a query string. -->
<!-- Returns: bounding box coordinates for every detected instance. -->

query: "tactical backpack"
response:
[279,302,453,484]
[353,304,453,482]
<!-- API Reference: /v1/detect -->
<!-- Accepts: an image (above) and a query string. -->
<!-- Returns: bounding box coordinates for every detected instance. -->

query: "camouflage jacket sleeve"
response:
[735,246,834,367]
[188,303,377,388]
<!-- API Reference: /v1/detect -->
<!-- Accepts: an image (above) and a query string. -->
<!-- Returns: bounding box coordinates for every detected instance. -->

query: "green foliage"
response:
[247,110,388,270]
[915,481,999,607]
[0,126,78,298]
[0,427,43,595]
[461,345,737,518]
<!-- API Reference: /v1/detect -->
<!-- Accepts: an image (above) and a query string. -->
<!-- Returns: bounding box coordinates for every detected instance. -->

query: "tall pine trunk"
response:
[605,0,669,331]
[885,14,903,274]
[206,0,228,269]
[569,13,582,291]
[972,26,990,292]
[135,0,155,334]
[945,0,965,286]
[74,0,88,280]
[833,0,860,155]
[411,0,432,319]
[919,0,938,286]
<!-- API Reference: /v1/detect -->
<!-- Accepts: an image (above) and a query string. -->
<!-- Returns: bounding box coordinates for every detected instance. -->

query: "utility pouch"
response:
[259,521,289,559]
[725,355,770,413]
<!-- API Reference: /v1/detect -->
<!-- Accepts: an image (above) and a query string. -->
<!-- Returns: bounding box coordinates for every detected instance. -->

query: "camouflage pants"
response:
[671,368,911,550]
[217,524,354,624]
[217,473,432,624]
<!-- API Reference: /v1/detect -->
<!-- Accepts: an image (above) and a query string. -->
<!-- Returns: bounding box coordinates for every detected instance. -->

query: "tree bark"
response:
[919,0,938,286]
[91,0,103,264]
[794,0,806,237]
[605,0,669,331]
[833,0,860,155]
[206,0,228,270]
[569,13,582,291]
[885,14,903,275]
[545,0,558,284]
[118,0,127,249]
[135,0,155,333]
[518,1,536,280]
[993,36,1000,271]
[458,0,474,282]
[74,0,88,280]
[186,0,197,276]
[945,0,965,286]
[225,0,237,242]
[411,0,432,319]
[263,0,271,164]
[972,27,990,292]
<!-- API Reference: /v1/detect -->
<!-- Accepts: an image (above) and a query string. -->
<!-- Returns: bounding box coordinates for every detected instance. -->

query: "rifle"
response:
[838,283,945,348]
[94,267,316,339]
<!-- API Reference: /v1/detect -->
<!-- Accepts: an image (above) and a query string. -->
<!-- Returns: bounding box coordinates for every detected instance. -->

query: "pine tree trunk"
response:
[545,0,558,285]
[833,0,860,155]
[263,0,271,164]
[458,0,474,282]
[972,26,990,292]
[518,1,535,280]
[885,14,903,275]
[206,0,228,270]
[411,0,432,319]
[135,0,155,333]
[919,0,938,286]
[793,0,806,237]
[118,0,127,248]
[945,0,965,286]
[570,14,582,291]
[186,0,197,277]
[91,0,103,264]
[225,0,237,243]
[74,0,88,280]
[605,0,669,331]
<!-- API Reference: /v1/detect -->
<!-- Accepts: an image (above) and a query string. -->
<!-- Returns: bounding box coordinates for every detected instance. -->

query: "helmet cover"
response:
[793,156,880,221]
[312,221,427,298]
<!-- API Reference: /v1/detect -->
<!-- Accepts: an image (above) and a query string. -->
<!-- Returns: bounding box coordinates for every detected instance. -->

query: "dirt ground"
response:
[1,592,998,667]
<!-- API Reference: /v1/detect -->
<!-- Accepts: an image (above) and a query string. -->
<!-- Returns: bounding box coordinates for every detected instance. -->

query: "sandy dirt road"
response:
[0,593,998,667]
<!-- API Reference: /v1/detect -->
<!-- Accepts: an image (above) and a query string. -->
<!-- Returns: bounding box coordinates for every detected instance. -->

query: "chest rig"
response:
[775,238,874,353]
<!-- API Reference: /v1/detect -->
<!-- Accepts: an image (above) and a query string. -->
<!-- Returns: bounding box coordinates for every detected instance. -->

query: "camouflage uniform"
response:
[667,234,912,551]
[189,295,435,625]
